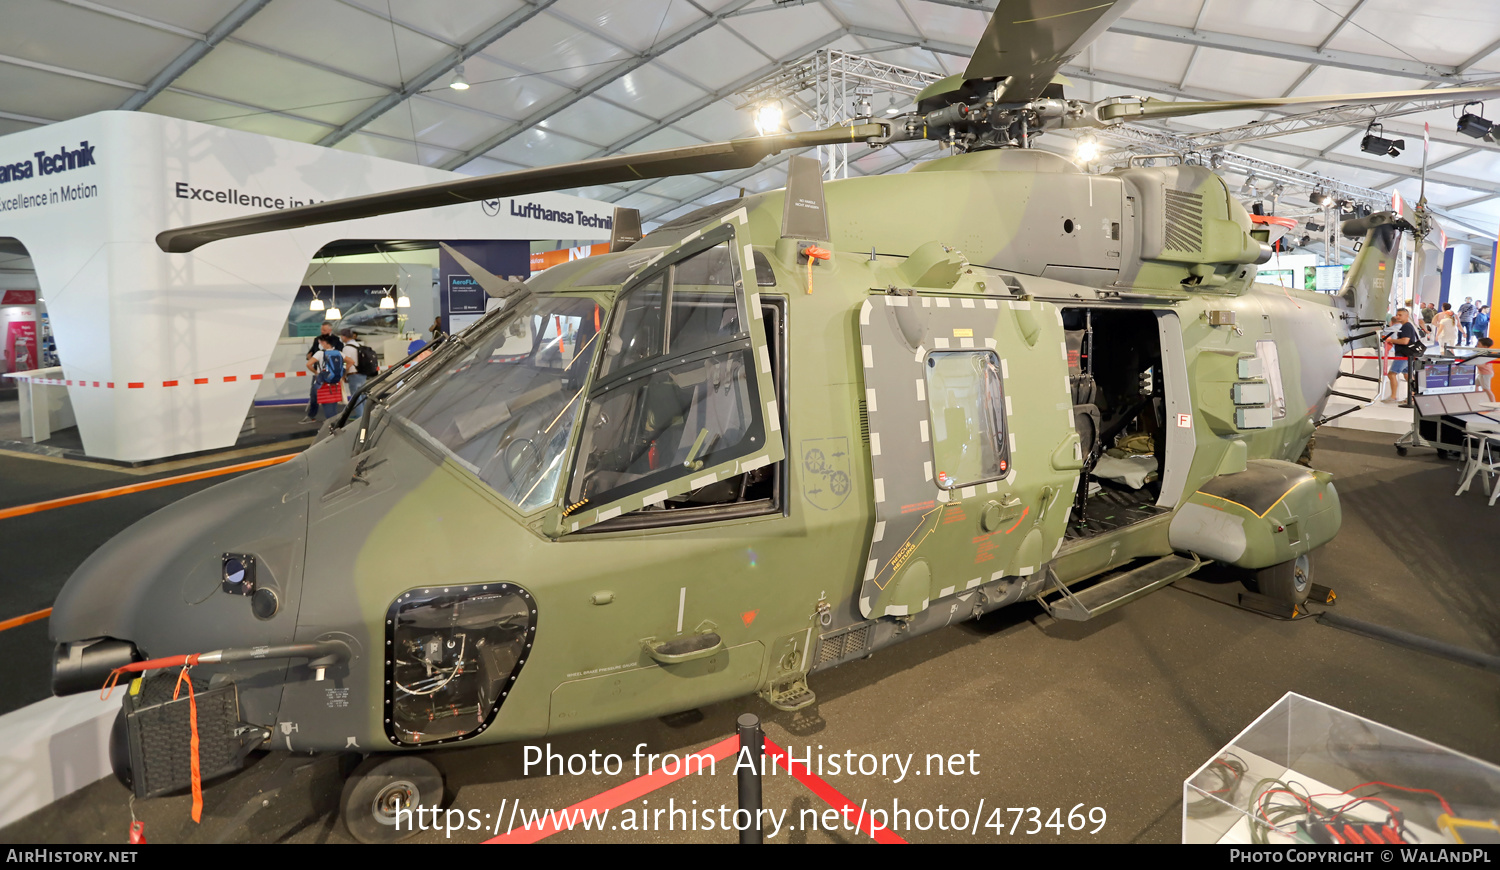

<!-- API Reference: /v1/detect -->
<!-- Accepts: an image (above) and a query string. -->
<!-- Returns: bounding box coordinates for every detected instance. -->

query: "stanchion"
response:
[736,713,763,844]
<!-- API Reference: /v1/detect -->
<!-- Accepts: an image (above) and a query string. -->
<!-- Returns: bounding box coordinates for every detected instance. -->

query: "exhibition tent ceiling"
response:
[5,0,1500,249]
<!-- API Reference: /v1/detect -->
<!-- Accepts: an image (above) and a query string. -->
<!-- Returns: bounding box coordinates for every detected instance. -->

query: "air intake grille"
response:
[1162,189,1205,253]
[858,399,870,444]
[817,636,842,665]
[816,624,872,666]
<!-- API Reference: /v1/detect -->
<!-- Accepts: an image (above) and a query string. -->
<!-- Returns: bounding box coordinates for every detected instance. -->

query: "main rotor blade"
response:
[156,124,885,253]
[965,0,1136,102]
[1096,83,1500,123]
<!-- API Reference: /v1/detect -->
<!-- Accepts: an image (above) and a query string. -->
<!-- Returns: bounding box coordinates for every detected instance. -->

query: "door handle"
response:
[643,632,723,665]
[1051,432,1084,470]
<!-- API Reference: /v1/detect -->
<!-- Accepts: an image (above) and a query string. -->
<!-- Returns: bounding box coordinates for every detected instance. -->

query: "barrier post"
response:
[736,712,763,844]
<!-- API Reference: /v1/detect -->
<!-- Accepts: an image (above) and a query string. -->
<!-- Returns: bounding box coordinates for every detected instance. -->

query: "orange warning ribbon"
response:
[173,666,203,823]
[804,245,831,294]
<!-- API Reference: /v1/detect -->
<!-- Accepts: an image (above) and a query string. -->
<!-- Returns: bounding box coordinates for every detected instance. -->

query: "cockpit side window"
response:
[568,225,777,519]
[598,239,740,381]
[575,349,758,505]
[600,274,665,378]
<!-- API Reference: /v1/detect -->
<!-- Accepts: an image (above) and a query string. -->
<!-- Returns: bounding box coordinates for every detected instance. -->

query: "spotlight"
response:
[1457,102,1492,139]
[754,103,783,136]
[1305,220,1325,233]
[1074,136,1099,163]
[449,64,470,91]
[853,87,873,119]
[1457,113,1491,138]
[1239,173,1258,196]
[1309,187,1333,207]
[1360,122,1404,158]
[885,95,902,116]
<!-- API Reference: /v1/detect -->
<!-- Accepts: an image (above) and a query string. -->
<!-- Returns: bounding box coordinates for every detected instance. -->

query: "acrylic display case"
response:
[1183,692,1500,845]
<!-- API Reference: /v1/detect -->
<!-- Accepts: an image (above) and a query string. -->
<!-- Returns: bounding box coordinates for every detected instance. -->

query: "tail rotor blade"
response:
[1420,122,1429,204]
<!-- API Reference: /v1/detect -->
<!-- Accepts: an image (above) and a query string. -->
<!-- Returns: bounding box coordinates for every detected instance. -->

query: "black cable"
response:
[1186,754,1248,819]
[1168,582,1324,621]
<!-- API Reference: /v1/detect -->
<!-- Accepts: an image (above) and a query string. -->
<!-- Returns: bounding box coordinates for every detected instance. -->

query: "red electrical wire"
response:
[1321,781,1454,816]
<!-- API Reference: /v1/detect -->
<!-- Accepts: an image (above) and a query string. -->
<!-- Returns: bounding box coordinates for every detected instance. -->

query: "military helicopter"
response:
[46,0,1497,842]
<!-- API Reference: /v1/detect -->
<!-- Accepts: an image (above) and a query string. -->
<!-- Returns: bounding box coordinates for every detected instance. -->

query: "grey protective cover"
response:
[610,207,644,252]
[780,155,830,242]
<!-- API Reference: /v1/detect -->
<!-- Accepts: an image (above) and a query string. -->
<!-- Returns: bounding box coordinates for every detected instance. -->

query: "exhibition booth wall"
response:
[0,111,612,461]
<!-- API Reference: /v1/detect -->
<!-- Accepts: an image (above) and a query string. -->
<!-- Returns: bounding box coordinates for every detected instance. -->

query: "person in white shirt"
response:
[339,328,370,419]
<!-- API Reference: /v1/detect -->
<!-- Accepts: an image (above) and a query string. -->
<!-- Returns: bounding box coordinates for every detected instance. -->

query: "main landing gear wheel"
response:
[1249,553,1312,607]
[340,755,444,843]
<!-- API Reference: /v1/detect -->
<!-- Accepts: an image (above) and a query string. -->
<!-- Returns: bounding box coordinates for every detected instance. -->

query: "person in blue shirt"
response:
[313,335,345,419]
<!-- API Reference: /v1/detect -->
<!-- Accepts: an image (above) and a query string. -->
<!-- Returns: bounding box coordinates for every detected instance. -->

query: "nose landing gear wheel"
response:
[340,755,444,843]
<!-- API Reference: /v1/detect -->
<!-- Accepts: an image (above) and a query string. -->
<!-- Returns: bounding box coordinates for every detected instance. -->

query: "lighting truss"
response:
[732,49,943,179]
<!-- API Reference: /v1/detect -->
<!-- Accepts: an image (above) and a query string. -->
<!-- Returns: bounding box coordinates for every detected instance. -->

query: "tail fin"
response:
[1336,211,1411,344]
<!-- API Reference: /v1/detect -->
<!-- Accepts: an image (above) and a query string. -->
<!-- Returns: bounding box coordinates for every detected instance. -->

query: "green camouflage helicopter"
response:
[48,0,1488,842]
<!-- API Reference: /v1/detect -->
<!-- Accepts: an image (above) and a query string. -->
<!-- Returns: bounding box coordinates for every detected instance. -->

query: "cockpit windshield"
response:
[387,294,605,513]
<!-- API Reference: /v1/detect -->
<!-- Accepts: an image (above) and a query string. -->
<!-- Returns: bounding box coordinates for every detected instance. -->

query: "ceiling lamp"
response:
[754,102,783,136]
[1360,122,1404,158]
[379,294,396,309]
[885,95,902,116]
[449,64,470,91]
[308,296,325,311]
[325,306,342,320]
[396,295,411,308]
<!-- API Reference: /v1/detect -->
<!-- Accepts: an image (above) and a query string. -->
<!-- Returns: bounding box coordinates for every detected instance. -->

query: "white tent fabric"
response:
[4,0,1500,244]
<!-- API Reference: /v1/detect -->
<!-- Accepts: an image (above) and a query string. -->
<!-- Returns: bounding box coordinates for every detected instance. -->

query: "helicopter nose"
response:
[49,454,312,696]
